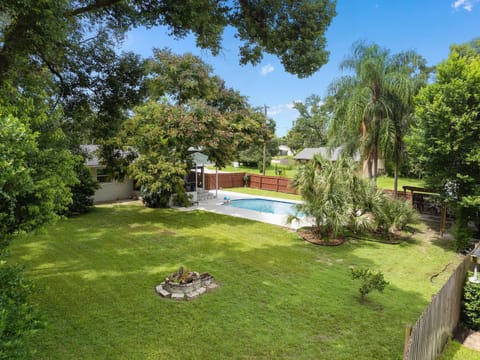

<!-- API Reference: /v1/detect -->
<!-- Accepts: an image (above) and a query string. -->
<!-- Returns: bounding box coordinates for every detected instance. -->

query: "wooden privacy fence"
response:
[248,174,297,194]
[403,247,477,360]
[204,172,245,190]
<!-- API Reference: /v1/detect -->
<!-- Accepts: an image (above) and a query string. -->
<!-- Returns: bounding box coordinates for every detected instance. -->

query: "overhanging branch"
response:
[66,0,123,17]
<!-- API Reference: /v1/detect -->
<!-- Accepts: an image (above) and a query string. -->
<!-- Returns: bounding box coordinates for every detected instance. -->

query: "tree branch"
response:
[66,0,123,17]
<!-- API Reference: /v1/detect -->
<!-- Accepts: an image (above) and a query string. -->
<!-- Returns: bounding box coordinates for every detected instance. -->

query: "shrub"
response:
[0,253,43,359]
[462,275,480,330]
[375,197,418,234]
[350,268,389,302]
[452,221,473,253]
[67,162,99,215]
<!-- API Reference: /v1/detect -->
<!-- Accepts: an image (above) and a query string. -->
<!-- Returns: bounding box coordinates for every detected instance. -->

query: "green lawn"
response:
[375,175,425,191]
[215,165,424,192]
[9,204,461,359]
[215,164,298,178]
[438,339,480,360]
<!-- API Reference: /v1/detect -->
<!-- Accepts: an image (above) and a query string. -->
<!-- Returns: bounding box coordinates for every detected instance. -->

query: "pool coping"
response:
[179,190,313,230]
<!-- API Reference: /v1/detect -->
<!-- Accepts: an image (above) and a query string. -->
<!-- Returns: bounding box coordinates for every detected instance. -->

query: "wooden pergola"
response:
[402,186,448,236]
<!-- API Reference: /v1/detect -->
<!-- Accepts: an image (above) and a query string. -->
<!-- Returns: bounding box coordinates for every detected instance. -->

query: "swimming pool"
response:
[227,198,303,217]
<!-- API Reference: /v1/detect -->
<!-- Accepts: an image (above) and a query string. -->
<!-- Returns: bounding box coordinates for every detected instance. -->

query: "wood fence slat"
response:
[404,249,477,360]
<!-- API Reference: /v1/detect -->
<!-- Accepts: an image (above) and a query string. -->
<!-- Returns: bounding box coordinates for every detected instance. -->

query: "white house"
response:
[81,145,135,203]
[293,146,385,178]
[278,145,293,156]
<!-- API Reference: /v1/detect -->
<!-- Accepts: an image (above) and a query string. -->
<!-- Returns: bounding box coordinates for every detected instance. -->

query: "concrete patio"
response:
[180,190,313,230]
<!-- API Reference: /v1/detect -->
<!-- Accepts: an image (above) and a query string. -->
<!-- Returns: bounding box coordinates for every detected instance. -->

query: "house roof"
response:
[190,152,209,166]
[294,147,360,162]
[80,144,101,167]
[80,144,136,167]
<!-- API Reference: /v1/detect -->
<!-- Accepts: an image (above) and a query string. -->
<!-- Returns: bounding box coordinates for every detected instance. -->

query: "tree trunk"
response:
[367,157,373,179]
[393,163,398,198]
[372,146,378,186]
[393,154,399,198]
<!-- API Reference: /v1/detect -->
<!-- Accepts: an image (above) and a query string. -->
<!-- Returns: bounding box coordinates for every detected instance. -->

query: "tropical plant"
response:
[328,41,428,188]
[291,154,369,239]
[291,154,417,239]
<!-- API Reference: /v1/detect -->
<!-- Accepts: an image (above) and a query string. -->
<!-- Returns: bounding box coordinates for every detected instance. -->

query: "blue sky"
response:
[121,0,479,137]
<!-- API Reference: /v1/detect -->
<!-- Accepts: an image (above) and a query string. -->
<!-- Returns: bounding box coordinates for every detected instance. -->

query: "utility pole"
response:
[262,104,269,176]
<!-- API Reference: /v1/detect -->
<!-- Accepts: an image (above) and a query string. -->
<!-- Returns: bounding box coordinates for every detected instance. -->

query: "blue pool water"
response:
[227,198,303,217]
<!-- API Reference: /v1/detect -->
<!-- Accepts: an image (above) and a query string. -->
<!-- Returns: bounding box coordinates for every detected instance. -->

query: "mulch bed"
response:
[297,227,346,246]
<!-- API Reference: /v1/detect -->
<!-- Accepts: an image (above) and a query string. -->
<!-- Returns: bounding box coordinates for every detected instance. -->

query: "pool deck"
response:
[180,190,313,230]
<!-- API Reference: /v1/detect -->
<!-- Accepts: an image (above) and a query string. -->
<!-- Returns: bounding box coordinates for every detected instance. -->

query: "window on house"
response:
[96,168,112,183]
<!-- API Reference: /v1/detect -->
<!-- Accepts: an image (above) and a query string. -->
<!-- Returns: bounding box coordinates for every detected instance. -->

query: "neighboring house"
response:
[81,145,135,203]
[293,147,385,178]
[278,145,293,156]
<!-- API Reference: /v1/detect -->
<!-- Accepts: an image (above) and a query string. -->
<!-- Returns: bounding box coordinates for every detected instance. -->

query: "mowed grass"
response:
[216,164,424,192]
[438,339,480,360]
[375,175,425,191]
[9,204,462,359]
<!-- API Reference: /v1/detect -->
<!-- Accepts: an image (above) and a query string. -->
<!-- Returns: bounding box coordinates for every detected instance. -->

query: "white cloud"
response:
[452,0,479,11]
[260,64,275,76]
[267,101,299,116]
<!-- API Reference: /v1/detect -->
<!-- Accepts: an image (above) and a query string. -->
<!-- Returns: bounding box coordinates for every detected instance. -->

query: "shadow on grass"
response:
[8,204,449,360]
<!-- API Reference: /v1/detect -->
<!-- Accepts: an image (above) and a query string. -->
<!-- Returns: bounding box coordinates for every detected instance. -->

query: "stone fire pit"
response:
[155,267,218,300]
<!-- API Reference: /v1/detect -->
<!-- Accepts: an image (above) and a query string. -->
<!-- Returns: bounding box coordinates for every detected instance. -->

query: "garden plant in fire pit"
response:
[155,266,218,300]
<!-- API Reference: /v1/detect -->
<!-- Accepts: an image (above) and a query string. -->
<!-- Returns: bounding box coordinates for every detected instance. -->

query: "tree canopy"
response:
[409,40,480,245]
[120,51,266,207]
[328,41,428,183]
[1,0,337,81]
[286,95,329,153]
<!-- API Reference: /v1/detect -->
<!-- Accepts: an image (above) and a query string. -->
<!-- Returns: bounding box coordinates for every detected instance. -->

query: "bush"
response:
[462,275,480,330]
[378,197,418,233]
[350,268,389,302]
[67,162,99,215]
[0,253,43,359]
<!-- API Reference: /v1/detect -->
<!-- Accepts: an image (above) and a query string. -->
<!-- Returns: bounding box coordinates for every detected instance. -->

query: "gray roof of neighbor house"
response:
[294,147,361,162]
[80,144,137,167]
[80,144,101,167]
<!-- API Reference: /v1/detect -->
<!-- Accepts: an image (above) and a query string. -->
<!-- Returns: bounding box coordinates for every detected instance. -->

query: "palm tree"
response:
[291,154,367,239]
[328,41,427,189]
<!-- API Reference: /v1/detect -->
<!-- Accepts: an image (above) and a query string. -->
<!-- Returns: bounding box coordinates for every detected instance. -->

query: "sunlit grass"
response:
[438,339,480,360]
[375,175,425,191]
[9,204,461,359]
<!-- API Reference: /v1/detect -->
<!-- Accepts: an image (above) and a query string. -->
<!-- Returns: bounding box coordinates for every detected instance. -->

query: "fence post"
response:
[403,323,412,358]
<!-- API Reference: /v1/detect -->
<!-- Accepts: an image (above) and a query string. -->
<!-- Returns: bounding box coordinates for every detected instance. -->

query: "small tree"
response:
[351,268,389,302]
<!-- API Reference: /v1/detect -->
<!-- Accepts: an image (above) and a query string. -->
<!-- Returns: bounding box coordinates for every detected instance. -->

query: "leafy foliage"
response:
[0,253,43,360]
[410,39,480,248]
[66,161,99,215]
[286,95,329,153]
[462,276,480,330]
[0,109,77,245]
[0,0,336,83]
[291,154,417,239]
[237,119,277,169]
[122,52,265,207]
[328,41,428,182]
[350,267,389,301]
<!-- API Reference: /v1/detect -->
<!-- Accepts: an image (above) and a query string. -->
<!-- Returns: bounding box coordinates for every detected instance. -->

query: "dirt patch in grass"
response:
[297,227,346,246]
